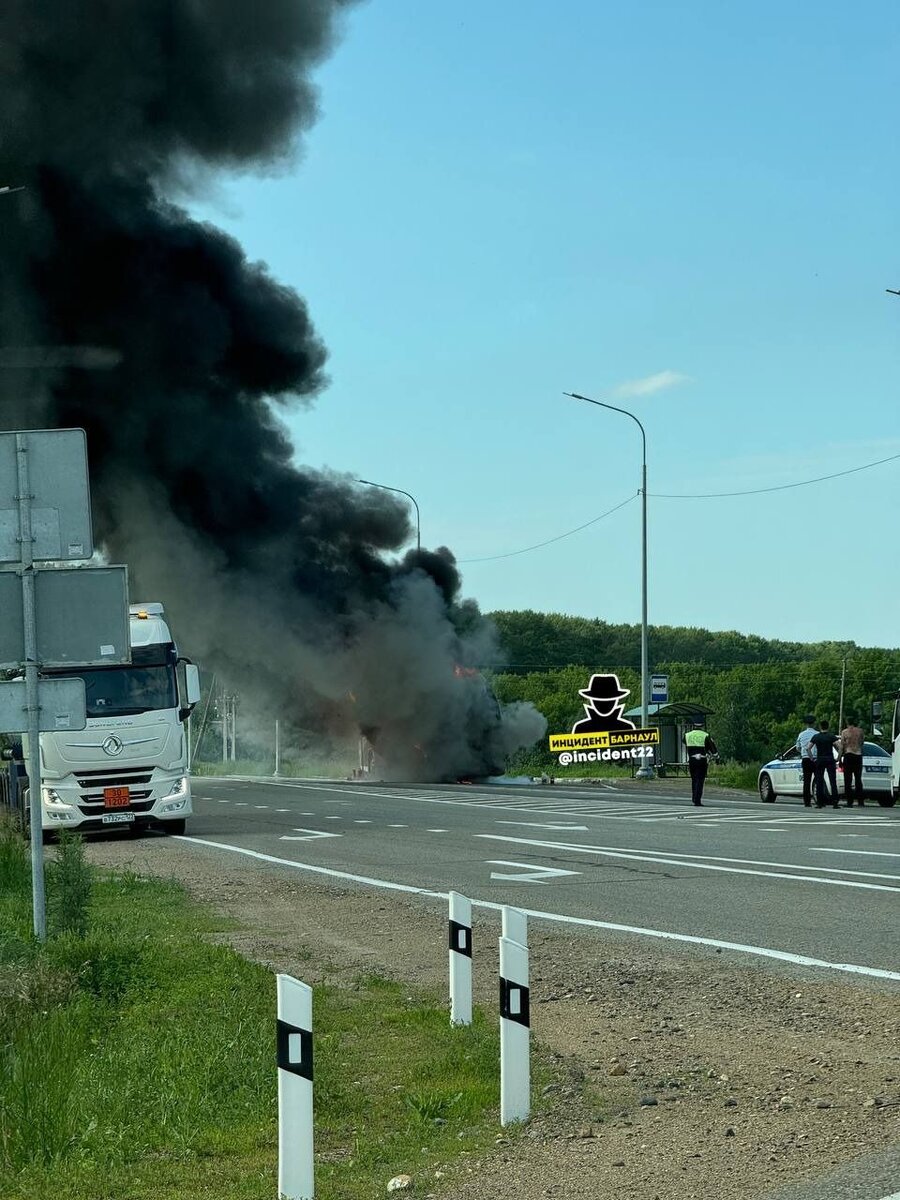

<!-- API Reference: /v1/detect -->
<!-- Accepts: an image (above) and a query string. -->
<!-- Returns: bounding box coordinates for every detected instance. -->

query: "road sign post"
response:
[16,433,47,939]
[0,429,128,941]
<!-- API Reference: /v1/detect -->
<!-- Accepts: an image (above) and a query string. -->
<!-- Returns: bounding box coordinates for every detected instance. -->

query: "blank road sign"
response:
[0,677,87,735]
[0,428,93,562]
[0,566,130,668]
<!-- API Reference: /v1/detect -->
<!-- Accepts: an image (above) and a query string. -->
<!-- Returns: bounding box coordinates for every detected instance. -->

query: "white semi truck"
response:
[33,602,200,835]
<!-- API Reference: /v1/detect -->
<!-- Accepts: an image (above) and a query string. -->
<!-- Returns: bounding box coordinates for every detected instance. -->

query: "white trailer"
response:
[31,602,200,835]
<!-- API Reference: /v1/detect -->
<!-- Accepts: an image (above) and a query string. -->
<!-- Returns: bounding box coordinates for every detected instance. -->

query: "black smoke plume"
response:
[0,1,546,778]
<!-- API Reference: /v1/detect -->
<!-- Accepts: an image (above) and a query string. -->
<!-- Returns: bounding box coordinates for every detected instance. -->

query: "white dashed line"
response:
[428,828,448,833]
[354,819,372,824]
[254,805,269,809]
[388,824,408,828]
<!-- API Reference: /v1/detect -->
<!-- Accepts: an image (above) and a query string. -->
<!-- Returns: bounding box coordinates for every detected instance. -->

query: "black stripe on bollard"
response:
[277,1018,314,1081]
[449,919,472,958]
[499,977,530,1028]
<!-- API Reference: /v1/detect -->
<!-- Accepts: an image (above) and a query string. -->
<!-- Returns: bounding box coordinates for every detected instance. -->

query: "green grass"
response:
[0,827,543,1200]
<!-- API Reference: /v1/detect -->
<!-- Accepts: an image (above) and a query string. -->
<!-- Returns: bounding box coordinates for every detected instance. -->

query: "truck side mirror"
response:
[185,663,201,707]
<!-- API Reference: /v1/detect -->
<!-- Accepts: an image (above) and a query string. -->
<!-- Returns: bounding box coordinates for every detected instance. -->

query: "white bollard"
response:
[277,974,314,1200]
[502,905,527,948]
[449,891,473,1026]
[499,935,531,1126]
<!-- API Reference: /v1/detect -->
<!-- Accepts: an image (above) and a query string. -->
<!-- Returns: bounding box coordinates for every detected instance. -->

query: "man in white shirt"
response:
[796,715,818,808]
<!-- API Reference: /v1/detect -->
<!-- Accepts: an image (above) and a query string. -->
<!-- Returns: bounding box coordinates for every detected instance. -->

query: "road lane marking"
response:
[388,824,408,828]
[496,821,590,831]
[278,828,342,842]
[354,819,372,824]
[813,848,900,858]
[276,809,290,813]
[475,834,900,893]
[324,816,342,819]
[254,805,269,809]
[175,836,900,982]
[427,829,448,833]
[488,860,581,884]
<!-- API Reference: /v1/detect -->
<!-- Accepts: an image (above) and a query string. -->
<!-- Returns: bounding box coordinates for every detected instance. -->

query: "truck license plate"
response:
[104,786,130,808]
[101,812,134,825]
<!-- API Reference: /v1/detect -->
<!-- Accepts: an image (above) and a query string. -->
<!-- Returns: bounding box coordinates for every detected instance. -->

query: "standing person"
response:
[796,715,818,807]
[809,720,840,808]
[684,720,718,806]
[839,715,865,807]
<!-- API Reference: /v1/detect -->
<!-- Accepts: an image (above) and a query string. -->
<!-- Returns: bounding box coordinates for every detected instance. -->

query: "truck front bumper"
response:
[39,773,193,832]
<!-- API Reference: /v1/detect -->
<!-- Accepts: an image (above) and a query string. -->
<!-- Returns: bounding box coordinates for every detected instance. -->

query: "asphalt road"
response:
[180,775,900,984]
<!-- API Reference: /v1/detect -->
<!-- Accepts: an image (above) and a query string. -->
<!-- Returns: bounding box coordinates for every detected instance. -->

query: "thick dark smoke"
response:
[0,1,546,778]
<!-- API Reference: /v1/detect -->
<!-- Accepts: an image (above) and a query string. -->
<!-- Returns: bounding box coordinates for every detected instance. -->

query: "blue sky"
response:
[194,1,900,648]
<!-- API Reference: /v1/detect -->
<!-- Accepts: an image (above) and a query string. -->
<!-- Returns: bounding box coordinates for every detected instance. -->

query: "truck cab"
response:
[35,602,200,835]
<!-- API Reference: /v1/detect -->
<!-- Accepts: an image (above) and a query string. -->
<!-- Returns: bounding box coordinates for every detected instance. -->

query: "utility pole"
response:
[839,656,847,731]
[221,690,228,764]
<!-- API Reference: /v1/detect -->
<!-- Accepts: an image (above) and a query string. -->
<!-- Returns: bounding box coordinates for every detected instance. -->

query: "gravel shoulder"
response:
[85,834,900,1200]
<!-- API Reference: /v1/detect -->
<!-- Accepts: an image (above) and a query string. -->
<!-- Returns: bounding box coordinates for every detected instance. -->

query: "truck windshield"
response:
[52,664,177,717]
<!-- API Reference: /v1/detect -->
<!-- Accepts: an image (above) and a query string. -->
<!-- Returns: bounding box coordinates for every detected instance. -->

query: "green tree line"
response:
[488,611,900,767]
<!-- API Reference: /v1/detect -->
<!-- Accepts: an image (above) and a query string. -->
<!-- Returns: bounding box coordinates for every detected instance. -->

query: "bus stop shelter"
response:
[624,701,714,777]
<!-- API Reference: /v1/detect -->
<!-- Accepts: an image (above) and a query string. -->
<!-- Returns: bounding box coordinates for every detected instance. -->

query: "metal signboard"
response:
[650,674,669,704]
[0,677,86,735]
[0,429,93,562]
[0,566,130,668]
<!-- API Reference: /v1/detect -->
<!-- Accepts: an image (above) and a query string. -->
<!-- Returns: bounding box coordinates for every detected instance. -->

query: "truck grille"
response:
[74,768,154,789]
[74,767,156,814]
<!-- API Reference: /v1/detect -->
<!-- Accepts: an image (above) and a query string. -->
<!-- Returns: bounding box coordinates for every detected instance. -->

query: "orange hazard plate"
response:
[103,786,130,809]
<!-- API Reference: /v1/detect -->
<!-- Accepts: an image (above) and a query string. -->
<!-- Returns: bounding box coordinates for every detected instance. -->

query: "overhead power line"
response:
[460,447,900,564]
[459,493,638,563]
[651,449,900,499]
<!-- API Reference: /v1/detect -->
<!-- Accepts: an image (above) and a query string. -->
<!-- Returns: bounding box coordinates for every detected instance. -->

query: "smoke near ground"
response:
[0,1,546,779]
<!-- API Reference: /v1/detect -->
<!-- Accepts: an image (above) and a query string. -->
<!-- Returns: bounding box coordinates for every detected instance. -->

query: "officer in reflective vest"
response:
[683,720,718,806]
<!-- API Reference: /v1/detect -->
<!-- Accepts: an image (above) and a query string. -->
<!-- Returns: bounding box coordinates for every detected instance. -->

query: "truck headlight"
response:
[163,777,187,800]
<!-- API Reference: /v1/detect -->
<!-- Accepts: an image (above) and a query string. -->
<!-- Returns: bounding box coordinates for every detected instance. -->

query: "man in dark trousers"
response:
[809,719,840,808]
[795,714,818,807]
[683,720,718,806]
[839,715,865,806]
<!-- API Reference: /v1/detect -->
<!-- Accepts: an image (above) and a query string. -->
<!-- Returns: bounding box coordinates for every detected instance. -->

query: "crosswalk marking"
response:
[382,791,893,829]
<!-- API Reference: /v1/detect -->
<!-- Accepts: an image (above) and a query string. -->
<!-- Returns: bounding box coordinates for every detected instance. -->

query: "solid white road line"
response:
[475,834,900,894]
[175,835,900,982]
[496,821,591,831]
[813,848,900,858]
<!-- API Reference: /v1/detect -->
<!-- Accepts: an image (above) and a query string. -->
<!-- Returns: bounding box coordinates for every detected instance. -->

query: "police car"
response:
[758,742,893,806]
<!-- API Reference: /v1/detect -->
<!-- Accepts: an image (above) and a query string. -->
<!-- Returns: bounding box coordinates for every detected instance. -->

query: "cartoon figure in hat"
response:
[572,674,636,733]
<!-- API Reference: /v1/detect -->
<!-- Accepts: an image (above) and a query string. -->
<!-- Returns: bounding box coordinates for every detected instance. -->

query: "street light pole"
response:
[357,479,421,552]
[565,391,653,777]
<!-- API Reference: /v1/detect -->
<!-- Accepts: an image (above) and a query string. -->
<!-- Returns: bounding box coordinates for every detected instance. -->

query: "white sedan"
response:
[758,742,893,806]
